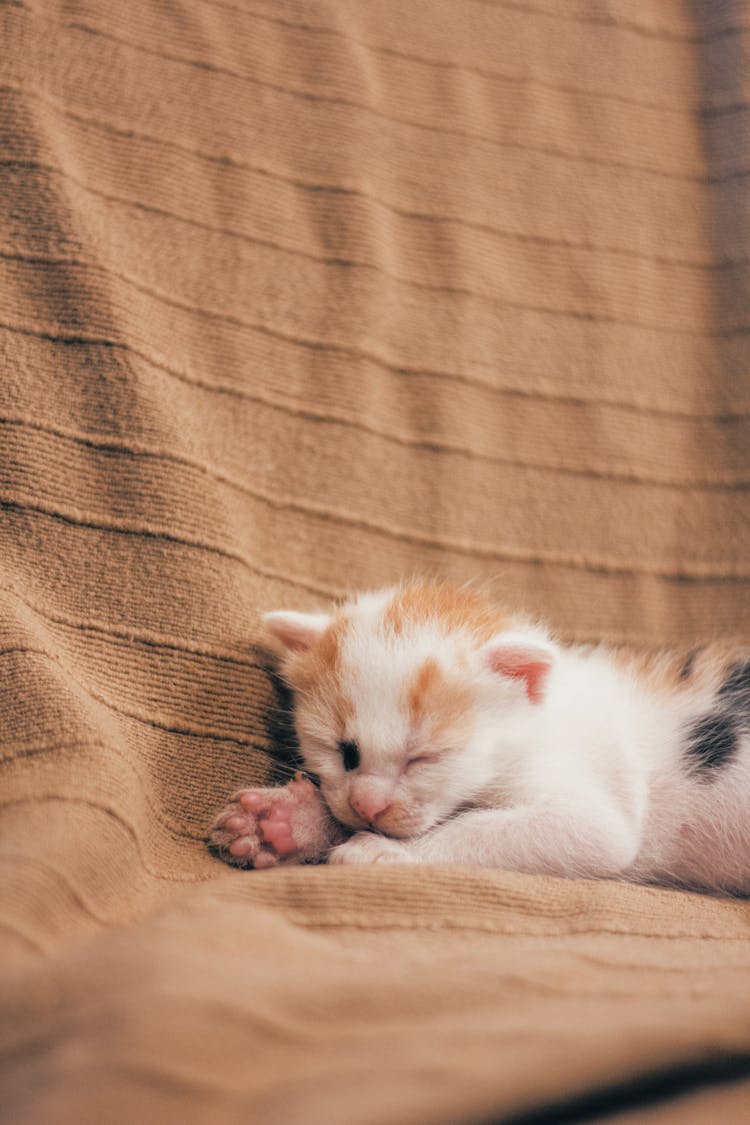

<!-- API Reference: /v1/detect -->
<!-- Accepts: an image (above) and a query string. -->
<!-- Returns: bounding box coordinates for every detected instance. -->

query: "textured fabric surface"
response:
[1,1,750,1122]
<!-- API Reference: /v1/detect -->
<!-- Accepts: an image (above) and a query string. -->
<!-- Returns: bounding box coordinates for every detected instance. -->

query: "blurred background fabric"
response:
[1,1,750,1122]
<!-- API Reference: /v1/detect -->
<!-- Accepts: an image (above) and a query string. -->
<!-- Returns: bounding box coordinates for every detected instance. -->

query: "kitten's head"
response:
[264,583,555,837]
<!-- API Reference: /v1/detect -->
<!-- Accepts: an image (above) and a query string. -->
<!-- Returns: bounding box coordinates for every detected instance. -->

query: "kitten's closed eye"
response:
[339,740,360,771]
[406,753,437,771]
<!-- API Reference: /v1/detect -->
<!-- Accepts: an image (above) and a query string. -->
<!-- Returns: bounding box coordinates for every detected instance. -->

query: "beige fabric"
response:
[1,1,749,1121]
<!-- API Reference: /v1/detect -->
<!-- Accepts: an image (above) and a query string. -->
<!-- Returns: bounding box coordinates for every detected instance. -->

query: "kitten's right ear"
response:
[262,610,331,653]
[479,631,557,704]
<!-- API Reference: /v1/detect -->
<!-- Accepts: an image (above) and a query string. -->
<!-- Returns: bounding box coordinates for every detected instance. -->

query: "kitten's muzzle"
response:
[348,796,421,838]
[348,791,392,826]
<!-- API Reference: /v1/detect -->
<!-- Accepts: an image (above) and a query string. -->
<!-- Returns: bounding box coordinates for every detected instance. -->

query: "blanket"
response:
[1,1,749,1121]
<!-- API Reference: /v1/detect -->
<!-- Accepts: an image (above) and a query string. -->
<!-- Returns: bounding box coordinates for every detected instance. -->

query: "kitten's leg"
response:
[330,791,640,878]
[210,775,344,869]
[328,833,415,866]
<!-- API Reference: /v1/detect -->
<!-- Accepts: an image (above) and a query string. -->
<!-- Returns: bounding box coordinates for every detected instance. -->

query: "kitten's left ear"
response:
[263,610,331,652]
[480,632,557,704]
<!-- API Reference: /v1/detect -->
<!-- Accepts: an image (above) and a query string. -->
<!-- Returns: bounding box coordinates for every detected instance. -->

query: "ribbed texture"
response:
[1,1,750,1122]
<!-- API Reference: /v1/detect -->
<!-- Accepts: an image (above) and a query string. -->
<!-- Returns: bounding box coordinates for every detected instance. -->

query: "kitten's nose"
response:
[349,792,392,825]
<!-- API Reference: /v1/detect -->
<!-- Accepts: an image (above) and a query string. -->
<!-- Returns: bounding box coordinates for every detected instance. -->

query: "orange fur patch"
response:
[287,614,353,723]
[406,656,475,743]
[408,658,441,724]
[316,617,345,675]
[385,583,505,641]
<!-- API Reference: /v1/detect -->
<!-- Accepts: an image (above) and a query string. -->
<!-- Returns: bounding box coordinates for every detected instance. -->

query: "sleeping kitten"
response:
[210,583,750,894]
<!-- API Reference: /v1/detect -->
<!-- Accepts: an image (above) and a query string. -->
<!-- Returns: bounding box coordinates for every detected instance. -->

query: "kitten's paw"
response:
[328,832,415,866]
[209,776,334,869]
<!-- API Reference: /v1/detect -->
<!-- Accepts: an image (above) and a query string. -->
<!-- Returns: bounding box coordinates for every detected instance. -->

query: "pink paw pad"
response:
[259,806,297,855]
[239,792,263,810]
[228,835,258,859]
[209,776,328,870]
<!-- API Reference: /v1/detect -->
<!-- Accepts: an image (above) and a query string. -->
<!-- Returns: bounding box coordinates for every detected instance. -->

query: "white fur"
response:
[271,588,750,895]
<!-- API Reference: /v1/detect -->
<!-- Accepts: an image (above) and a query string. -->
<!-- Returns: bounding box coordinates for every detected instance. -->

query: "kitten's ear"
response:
[480,632,557,704]
[263,611,331,653]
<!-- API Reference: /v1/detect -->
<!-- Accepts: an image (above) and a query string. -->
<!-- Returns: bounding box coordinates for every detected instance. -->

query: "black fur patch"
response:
[682,656,750,776]
[717,660,750,725]
[684,712,737,772]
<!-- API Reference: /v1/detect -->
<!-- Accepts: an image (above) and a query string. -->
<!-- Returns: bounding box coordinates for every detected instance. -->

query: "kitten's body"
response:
[210,583,750,894]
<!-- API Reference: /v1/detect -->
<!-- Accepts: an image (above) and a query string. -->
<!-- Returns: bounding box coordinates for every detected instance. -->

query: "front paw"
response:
[328,832,415,866]
[209,775,335,869]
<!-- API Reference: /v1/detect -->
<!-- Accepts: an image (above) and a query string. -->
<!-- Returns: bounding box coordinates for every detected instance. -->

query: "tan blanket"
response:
[1,1,750,1121]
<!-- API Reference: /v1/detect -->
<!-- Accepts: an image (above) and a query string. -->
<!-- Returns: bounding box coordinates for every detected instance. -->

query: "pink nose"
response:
[349,793,392,824]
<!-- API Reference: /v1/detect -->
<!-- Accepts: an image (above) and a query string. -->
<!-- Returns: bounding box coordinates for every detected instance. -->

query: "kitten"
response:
[210,582,750,894]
